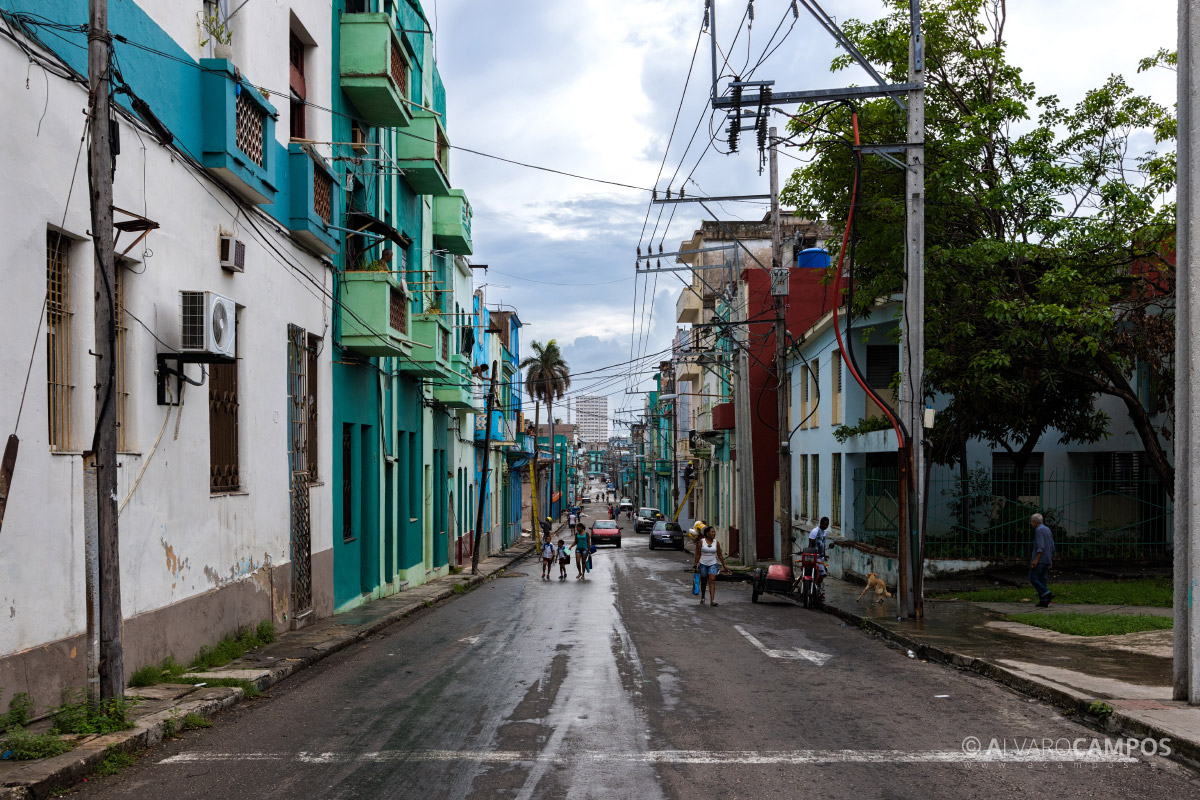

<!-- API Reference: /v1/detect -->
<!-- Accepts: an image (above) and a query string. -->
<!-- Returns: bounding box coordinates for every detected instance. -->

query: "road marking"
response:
[159,748,1137,766]
[458,635,481,645]
[734,624,832,665]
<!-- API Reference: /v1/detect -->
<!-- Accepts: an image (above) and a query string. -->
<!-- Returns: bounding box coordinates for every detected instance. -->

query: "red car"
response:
[590,519,621,548]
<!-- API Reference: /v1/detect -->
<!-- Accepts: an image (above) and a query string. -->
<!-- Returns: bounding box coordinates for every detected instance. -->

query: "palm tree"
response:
[520,340,570,521]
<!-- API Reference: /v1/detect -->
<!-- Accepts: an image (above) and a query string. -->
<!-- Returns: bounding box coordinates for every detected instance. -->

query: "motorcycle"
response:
[751,538,825,609]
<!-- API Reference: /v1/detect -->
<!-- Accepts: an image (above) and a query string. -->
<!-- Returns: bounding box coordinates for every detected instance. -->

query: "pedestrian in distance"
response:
[541,536,556,580]
[574,523,592,580]
[556,538,570,580]
[1030,513,1056,607]
[568,509,578,529]
[541,516,553,541]
[808,516,830,587]
[693,525,729,606]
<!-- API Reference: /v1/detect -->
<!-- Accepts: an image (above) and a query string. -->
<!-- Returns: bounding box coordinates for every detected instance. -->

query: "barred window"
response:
[809,360,819,428]
[46,231,72,452]
[209,312,240,492]
[307,334,320,481]
[831,453,842,527]
[810,453,820,520]
[115,264,131,452]
[799,455,808,520]
[831,352,843,425]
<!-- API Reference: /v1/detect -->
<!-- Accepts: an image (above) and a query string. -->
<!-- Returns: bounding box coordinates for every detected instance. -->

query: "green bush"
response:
[51,689,136,735]
[1,691,33,729]
[0,727,75,760]
[181,712,212,730]
[94,746,136,776]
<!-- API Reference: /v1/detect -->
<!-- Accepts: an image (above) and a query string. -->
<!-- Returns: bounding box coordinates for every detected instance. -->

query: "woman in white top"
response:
[692,525,729,606]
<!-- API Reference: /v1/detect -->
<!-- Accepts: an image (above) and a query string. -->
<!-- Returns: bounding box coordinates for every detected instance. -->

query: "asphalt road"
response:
[73,510,1200,799]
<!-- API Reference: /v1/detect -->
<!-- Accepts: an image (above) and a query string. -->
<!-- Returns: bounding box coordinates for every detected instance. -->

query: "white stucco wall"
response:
[0,2,334,658]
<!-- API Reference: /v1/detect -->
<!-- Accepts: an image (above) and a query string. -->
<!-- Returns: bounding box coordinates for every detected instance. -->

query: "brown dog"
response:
[856,572,892,604]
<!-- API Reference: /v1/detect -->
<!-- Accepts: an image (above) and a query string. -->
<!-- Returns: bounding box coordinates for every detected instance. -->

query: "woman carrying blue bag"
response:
[693,525,729,606]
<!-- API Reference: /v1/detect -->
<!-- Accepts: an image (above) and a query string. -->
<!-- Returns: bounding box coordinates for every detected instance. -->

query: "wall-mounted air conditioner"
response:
[180,290,236,359]
[219,235,245,272]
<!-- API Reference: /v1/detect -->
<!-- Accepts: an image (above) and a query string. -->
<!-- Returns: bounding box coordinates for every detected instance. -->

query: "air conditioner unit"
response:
[180,291,236,359]
[219,235,246,272]
[350,125,369,155]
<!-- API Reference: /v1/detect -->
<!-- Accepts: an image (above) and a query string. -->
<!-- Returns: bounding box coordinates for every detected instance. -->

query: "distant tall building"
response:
[576,395,609,445]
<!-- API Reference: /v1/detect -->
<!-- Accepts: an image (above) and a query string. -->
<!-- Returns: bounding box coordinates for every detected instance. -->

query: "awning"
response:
[345,210,412,248]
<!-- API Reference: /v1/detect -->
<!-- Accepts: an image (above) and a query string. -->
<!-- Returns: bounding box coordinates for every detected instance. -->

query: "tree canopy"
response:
[779,0,1176,490]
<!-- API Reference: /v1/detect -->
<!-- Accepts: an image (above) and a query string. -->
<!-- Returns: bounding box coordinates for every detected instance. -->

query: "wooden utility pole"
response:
[769,127,792,565]
[88,0,123,700]
[472,362,498,574]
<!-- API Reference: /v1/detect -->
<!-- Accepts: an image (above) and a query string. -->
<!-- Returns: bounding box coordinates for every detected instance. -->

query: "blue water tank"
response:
[797,247,830,270]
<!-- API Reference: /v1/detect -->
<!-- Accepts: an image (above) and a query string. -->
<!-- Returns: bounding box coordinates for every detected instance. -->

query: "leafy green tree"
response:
[780,0,1176,490]
[521,340,571,518]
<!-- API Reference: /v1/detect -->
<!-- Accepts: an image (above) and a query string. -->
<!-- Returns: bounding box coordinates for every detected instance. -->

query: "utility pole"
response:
[770,127,792,565]
[472,361,498,574]
[88,0,123,700]
[1175,0,1200,704]
[733,287,757,564]
[898,1,925,618]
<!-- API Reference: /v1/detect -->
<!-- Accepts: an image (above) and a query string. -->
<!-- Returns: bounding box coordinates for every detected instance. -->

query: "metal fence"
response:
[851,467,1172,561]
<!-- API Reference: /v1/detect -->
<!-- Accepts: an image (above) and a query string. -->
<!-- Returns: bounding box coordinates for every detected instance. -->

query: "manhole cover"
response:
[497,572,528,578]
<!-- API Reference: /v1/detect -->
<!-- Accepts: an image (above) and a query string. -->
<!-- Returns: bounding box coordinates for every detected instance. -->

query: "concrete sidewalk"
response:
[0,537,541,800]
[818,577,1200,768]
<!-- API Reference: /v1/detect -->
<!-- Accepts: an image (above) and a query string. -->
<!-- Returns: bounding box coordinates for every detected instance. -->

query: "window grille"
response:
[831,453,842,526]
[389,38,408,99]
[809,360,819,428]
[811,453,820,521]
[342,424,354,540]
[313,167,332,224]
[307,334,320,481]
[235,90,266,167]
[799,455,808,519]
[389,285,407,334]
[799,366,809,430]
[831,352,843,425]
[209,318,240,491]
[115,265,130,451]
[439,326,450,362]
[46,231,71,451]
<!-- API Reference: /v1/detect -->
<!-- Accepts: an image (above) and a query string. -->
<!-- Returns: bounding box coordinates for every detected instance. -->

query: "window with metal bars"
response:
[831,351,843,425]
[208,312,240,492]
[799,366,809,430]
[831,452,842,527]
[810,453,820,521]
[809,360,819,428]
[307,334,320,481]
[342,424,354,541]
[799,454,808,521]
[289,31,306,139]
[115,264,131,452]
[46,231,72,452]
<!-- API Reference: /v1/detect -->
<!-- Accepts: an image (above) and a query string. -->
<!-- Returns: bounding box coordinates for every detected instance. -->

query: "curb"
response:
[817,600,1200,771]
[0,543,536,800]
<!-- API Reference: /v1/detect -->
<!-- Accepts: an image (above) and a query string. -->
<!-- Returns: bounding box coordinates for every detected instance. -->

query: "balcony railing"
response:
[339,13,413,127]
[338,270,411,356]
[200,60,277,204]
[287,144,339,254]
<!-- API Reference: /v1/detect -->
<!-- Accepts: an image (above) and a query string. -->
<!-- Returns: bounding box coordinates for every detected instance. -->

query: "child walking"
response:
[541,536,556,580]
[556,539,570,580]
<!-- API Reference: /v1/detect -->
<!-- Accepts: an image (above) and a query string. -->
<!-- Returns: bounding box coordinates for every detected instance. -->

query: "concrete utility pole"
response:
[897,1,925,619]
[770,127,792,565]
[88,0,124,700]
[1175,0,1200,704]
[734,288,757,564]
[472,361,498,574]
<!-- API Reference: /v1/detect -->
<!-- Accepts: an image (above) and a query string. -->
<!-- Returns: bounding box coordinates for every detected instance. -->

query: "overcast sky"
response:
[429,0,1177,430]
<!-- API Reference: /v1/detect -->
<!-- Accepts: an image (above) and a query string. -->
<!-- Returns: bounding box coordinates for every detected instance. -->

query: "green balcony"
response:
[338,270,411,356]
[432,190,472,255]
[434,353,482,411]
[655,459,672,476]
[400,313,453,378]
[395,112,450,196]
[339,13,413,127]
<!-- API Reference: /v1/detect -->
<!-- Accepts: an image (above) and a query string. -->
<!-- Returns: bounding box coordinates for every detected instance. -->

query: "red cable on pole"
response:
[830,112,905,443]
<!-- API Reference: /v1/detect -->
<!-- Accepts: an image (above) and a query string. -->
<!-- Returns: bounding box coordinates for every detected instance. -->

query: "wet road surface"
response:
[73,514,1200,799]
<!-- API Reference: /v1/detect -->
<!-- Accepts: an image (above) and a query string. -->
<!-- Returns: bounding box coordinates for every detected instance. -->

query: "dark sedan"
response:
[648,520,685,550]
[590,519,621,548]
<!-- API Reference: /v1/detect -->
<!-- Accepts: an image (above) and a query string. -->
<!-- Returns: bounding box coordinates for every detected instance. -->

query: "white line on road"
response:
[458,635,481,645]
[734,624,832,665]
[158,748,1138,766]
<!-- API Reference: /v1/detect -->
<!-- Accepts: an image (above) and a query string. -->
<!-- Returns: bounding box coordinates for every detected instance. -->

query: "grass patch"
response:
[128,620,277,688]
[1006,612,1173,637]
[51,689,136,735]
[934,578,1171,607]
[0,727,75,760]
[94,746,136,776]
[451,584,466,595]
[180,712,212,730]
